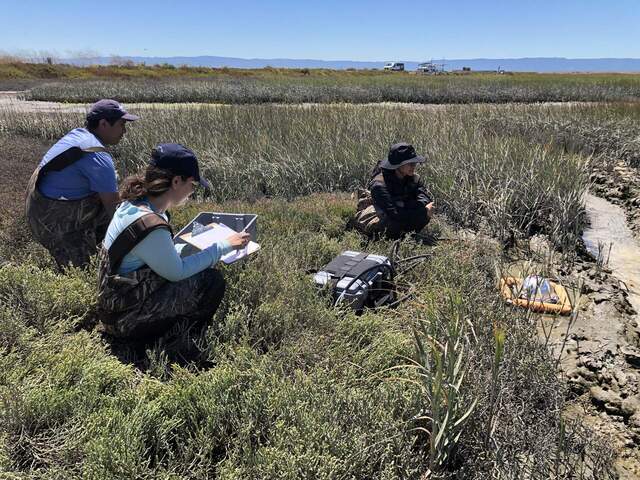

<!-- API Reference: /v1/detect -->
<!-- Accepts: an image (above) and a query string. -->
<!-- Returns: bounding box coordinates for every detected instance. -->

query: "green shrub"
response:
[0,262,96,335]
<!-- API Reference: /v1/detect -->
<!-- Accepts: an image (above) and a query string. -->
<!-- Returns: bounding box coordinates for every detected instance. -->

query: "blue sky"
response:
[1,0,638,60]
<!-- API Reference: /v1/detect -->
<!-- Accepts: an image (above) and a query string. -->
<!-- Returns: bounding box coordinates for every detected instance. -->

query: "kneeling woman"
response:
[354,142,434,239]
[97,143,250,339]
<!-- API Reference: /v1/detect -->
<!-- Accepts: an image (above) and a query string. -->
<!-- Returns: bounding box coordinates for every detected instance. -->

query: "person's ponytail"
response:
[119,166,176,201]
[119,174,147,201]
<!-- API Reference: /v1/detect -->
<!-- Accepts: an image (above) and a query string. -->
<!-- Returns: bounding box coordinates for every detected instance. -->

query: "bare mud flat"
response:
[0,92,200,114]
[0,91,86,114]
[0,92,458,114]
[549,193,640,478]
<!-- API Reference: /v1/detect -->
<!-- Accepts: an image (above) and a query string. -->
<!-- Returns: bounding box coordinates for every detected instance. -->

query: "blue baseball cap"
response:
[150,143,210,189]
[86,99,139,122]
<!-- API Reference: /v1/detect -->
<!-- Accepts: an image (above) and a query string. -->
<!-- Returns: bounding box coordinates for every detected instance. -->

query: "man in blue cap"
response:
[354,142,434,239]
[25,99,139,268]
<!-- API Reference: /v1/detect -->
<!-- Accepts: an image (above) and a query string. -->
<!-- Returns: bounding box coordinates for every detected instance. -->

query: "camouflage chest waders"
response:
[25,146,110,268]
[353,174,385,235]
[98,214,227,339]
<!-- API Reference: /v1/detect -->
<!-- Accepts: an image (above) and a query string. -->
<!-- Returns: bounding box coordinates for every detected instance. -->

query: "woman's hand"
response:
[425,202,435,219]
[226,232,251,249]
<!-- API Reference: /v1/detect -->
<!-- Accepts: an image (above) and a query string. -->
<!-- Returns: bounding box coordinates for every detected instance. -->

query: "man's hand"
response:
[226,232,251,249]
[425,202,435,219]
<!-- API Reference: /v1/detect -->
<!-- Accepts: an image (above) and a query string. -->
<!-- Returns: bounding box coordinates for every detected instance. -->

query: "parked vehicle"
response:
[417,62,438,74]
[383,62,404,71]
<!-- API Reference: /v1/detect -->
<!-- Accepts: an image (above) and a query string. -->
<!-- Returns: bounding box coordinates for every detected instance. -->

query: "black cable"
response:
[335,263,396,308]
[388,240,431,271]
[390,240,401,269]
[339,263,395,295]
[395,254,432,264]
[383,239,432,307]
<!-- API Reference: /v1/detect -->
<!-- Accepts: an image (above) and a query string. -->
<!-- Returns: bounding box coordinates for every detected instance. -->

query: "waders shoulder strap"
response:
[40,146,107,175]
[108,213,173,273]
[36,146,109,189]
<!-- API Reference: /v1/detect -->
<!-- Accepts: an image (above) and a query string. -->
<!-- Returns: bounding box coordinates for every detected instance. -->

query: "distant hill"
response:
[67,56,640,73]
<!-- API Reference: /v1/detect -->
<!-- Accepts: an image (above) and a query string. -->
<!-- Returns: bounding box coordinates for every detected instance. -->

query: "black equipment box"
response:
[313,251,395,312]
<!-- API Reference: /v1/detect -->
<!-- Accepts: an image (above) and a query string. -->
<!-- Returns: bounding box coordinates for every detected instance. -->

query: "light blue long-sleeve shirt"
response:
[103,199,233,281]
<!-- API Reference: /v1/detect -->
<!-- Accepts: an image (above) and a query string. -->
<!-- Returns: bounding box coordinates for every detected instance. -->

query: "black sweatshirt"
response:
[368,167,432,229]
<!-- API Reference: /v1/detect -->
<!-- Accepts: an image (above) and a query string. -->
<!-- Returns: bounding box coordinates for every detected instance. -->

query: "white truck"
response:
[383,62,404,71]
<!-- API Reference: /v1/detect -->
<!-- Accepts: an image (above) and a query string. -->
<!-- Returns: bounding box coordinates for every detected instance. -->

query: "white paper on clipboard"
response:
[220,241,260,264]
[179,223,260,264]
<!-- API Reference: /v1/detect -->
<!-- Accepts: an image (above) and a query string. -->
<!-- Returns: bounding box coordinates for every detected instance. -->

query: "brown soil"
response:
[558,258,640,479]
[0,133,47,224]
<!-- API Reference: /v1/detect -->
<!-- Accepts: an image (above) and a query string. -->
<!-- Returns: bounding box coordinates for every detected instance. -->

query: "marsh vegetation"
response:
[22,73,640,104]
[2,89,639,478]
[2,61,639,103]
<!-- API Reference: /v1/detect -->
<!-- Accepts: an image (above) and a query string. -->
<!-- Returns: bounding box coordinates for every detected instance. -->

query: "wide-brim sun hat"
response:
[380,142,425,170]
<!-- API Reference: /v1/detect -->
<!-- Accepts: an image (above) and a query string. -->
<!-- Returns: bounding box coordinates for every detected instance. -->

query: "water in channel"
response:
[582,193,640,314]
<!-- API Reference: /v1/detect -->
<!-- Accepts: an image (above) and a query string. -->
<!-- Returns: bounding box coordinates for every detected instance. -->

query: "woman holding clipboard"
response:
[97,143,250,340]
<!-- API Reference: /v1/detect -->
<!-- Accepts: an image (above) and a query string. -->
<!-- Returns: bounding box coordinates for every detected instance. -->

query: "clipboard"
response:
[176,213,260,264]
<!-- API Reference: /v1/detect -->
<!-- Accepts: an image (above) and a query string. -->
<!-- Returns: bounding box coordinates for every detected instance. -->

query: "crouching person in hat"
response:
[354,143,434,239]
[25,99,138,268]
[97,143,250,340]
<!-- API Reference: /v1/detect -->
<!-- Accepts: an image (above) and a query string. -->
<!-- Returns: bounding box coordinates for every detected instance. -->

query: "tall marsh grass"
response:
[0,103,589,249]
[479,102,640,169]
[23,73,640,104]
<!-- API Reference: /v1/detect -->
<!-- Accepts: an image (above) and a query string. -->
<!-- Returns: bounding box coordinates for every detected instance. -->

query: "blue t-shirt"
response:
[38,128,118,200]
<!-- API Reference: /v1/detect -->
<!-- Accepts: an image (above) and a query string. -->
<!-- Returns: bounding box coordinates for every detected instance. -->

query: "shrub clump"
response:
[0,195,614,478]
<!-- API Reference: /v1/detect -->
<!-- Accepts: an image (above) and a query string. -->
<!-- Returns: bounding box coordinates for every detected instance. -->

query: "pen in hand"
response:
[241,216,257,233]
[232,217,256,251]
[227,231,251,249]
